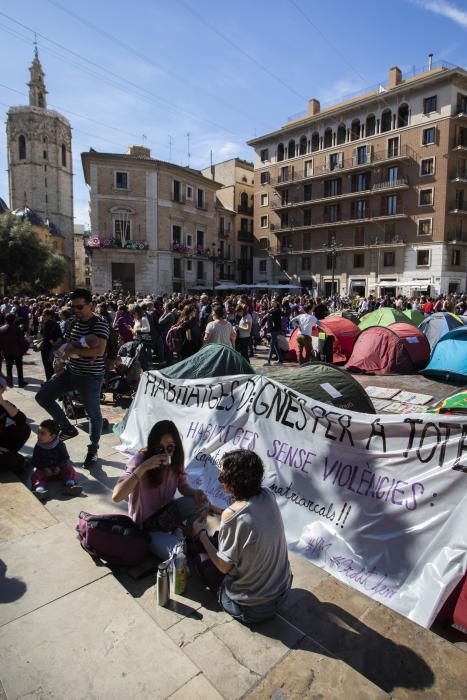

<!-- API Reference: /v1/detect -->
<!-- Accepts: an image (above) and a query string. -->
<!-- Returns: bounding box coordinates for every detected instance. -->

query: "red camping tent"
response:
[345,323,430,374]
[289,317,359,364]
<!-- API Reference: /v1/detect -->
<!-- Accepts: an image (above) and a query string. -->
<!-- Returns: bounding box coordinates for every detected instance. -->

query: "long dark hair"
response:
[140,420,185,488]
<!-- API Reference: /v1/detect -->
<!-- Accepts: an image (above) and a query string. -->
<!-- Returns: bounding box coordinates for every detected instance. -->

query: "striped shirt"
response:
[65,315,109,376]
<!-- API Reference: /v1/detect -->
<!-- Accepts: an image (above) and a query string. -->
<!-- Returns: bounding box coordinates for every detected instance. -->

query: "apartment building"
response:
[81,146,233,294]
[248,62,467,297]
[201,158,255,284]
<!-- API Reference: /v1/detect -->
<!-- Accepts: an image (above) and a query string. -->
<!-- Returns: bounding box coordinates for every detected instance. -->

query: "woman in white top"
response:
[204,305,236,348]
[236,304,252,360]
[132,306,151,337]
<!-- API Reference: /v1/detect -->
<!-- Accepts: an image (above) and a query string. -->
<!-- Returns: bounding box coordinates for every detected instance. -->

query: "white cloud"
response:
[319,78,368,107]
[415,0,467,29]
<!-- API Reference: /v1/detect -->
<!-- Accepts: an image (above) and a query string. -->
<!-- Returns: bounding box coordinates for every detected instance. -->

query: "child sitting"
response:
[31,419,82,501]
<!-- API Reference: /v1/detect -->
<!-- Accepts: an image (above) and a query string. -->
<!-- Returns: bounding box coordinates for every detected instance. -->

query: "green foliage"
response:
[0,214,66,293]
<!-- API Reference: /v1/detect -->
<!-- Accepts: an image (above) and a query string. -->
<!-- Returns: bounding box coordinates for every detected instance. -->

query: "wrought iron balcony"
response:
[451,170,467,182]
[238,229,254,241]
[447,231,466,242]
[237,205,253,216]
[449,202,467,214]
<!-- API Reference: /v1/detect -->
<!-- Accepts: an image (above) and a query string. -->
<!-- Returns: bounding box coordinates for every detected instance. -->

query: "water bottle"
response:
[156,561,170,607]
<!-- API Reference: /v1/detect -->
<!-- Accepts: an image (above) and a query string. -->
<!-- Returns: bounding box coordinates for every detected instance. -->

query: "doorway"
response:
[112,262,135,295]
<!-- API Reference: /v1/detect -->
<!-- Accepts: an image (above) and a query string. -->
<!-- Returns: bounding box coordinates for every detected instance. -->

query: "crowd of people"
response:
[0,285,466,622]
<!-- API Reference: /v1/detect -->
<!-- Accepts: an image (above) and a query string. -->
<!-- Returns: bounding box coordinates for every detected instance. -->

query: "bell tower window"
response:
[61,144,66,167]
[18,135,26,160]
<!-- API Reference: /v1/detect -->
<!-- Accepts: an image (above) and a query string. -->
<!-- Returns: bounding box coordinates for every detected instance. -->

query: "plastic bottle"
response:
[172,541,187,595]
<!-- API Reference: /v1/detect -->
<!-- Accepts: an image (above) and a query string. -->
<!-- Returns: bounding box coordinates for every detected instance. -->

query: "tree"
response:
[0,214,66,293]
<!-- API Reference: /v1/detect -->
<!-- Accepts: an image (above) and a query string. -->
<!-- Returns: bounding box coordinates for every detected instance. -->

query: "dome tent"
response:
[265,362,375,413]
[418,312,467,352]
[160,343,254,379]
[403,309,425,326]
[358,307,416,331]
[345,323,430,375]
[422,327,467,383]
[329,309,360,325]
[289,317,359,364]
[427,390,467,415]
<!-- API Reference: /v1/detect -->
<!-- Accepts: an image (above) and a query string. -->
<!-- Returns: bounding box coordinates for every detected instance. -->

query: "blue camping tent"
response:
[422,327,467,382]
[419,312,467,352]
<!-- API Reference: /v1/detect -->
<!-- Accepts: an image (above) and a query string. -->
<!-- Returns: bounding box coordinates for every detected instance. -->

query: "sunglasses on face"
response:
[159,444,176,455]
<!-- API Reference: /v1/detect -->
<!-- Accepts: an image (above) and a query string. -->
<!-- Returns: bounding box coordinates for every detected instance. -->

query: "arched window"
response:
[18,135,26,160]
[351,119,360,141]
[299,135,307,155]
[311,132,320,152]
[277,143,285,162]
[323,128,333,148]
[398,103,409,128]
[61,144,67,167]
[288,139,296,159]
[366,114,376,136]
[240,192,249,211]
[337,124,346,145]
[111,207,133,246]
[381,109,392,133]
[38,92,44,108]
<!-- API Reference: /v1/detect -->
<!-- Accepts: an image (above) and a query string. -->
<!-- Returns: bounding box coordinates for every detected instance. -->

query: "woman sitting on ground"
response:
[112,419,208,560]
[193,449,292,624]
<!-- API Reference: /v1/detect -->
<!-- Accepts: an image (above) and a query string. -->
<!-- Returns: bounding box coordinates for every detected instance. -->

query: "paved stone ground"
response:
[0,351,466,699]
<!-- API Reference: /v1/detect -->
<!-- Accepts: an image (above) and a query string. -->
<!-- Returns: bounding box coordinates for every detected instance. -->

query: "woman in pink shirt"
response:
[112,420,208,559]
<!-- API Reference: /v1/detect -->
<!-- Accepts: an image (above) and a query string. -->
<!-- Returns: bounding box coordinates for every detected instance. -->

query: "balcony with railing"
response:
[447,230,466,242]
[452,138,467,151]
[237,204,253,216]
[268,234,406,256]
[451,170,467,182]
[271,145,414,187]
[271,179,409,210]
[372,176,409,191]
[238,229,254,242]
[449,200,467,214]
[85,237,149,251]
[219,225,231,238]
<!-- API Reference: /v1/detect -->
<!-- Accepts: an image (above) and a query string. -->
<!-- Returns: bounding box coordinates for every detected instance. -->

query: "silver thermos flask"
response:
[156,561,170,607]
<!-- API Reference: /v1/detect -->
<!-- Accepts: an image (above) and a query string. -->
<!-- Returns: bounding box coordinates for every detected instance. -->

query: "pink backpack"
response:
[76,511,150,567]
[166,325,184,354]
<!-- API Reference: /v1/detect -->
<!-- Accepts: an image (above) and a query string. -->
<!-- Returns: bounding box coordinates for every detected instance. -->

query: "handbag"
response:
[143,501,184,533]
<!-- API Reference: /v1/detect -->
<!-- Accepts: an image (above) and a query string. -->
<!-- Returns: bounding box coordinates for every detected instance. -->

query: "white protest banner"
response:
[120,371,467,628]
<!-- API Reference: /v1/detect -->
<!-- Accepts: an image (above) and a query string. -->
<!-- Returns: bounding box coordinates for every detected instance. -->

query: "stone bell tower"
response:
[6,47,75,289]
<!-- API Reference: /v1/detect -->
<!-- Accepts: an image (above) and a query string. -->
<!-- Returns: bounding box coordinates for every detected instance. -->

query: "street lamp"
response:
[323,236,341,296]
[209,244,223,297]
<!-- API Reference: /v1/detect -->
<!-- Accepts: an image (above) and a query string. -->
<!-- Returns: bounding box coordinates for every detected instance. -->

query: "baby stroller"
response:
[104,340,144,402]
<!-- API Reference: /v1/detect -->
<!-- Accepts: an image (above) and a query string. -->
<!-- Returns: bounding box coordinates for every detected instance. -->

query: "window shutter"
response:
[338,152,343,168]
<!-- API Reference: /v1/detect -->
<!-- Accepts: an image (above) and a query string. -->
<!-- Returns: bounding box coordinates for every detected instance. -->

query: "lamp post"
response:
[323,236,341,296]
[209,244,223,297]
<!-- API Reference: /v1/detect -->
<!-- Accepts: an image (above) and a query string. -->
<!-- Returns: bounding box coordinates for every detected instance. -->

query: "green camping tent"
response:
[264,362,375,413]
[160,343,255,379]
[403,309,425,326]
[427,390,467,415]
[358,308,417,331]
[329,310,360,325]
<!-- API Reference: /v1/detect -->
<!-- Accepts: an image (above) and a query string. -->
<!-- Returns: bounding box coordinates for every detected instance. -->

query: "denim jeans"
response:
[218,583,290,624]
[148,496,207,560]
[268,331,283,363]
[35,368,104,449]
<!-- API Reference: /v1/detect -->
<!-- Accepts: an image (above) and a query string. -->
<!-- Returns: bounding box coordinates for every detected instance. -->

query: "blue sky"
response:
[1,0,466,227]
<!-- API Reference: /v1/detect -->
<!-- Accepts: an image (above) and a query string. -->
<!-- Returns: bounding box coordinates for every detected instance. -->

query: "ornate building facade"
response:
[81,145,235,294]
[6,50,74,289]
[248,62,467,297]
